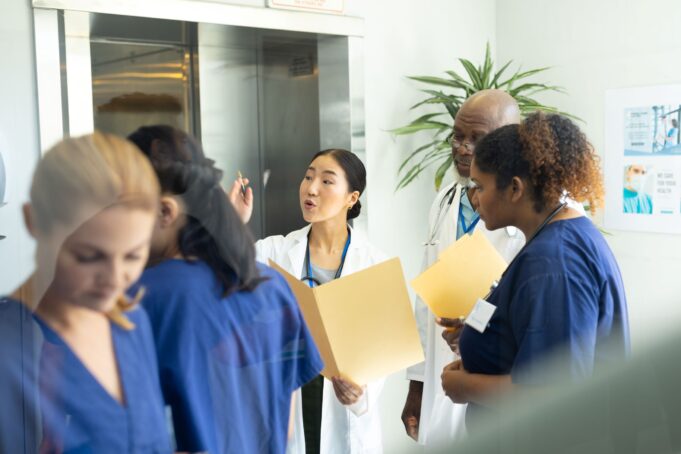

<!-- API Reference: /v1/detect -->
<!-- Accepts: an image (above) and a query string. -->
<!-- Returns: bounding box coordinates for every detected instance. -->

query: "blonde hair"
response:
[30,132,160,329]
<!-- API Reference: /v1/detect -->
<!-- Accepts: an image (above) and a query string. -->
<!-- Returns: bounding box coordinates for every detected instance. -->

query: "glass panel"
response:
[91,41,192,137]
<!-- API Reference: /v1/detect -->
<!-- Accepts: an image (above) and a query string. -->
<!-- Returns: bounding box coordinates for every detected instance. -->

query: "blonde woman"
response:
[0,133,171,453]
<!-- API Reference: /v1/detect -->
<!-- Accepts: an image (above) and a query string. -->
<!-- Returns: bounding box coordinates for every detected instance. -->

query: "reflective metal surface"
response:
[197,24,264,236]
[33,7,365,240]
[63,10,94,136]
[32,0,364,36]
[33,8,64,151]
[89,15,197,137]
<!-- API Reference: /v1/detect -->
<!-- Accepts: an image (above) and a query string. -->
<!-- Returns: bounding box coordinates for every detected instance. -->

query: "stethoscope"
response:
[423,183,517,246]
[424,184,459,246]
[483,201,568,301]
[301,228,351,288]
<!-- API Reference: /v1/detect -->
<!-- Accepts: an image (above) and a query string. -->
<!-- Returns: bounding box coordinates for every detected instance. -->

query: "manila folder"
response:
[270,258,424,386]
[410,230,507,319]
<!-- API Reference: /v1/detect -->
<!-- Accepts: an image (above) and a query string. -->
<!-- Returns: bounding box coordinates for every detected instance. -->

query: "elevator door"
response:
[82,13,352,240]
[198,24,321,239]
[89,14,198,138]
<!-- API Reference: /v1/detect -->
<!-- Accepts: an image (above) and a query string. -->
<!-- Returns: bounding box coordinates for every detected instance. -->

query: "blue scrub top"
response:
[0,298,171,453]
[459,217,630,424]
[135,259,323,454]
[623,188,653,214]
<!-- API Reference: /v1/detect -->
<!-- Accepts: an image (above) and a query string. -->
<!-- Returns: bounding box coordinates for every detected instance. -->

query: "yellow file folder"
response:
[269,258,424,386]
[411,230,508,319]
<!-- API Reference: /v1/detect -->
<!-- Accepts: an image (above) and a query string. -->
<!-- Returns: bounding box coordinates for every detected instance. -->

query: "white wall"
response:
[362,1,496,452]
[0,1,40,294]
[496,0,681,351]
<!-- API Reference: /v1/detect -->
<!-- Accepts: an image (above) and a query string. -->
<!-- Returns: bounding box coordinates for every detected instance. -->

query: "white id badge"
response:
[465,298,497,333]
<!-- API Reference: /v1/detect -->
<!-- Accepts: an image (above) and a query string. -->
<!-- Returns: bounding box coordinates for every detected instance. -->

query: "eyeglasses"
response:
[448,136,476,152]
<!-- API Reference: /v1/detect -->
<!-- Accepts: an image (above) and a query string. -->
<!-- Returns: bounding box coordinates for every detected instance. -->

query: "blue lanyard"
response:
[458,201,480,235]
[303,228,351,288]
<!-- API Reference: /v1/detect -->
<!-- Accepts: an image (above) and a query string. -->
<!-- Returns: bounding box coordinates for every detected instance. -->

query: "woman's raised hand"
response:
[227,176,253,224]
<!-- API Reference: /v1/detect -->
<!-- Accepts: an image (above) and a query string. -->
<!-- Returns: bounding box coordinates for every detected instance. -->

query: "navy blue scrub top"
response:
[459,217,630,423]
[135,259,323,454]
[0,298,171,453]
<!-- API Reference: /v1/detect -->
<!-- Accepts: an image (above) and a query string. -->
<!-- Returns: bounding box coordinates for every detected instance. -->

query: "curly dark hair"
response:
[474,112,604,212]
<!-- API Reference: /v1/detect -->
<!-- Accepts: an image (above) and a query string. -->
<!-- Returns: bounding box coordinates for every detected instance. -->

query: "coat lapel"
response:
[286,225,310,278]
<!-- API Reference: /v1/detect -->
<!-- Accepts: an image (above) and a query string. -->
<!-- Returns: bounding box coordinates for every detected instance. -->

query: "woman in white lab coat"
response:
[234,148,386,454]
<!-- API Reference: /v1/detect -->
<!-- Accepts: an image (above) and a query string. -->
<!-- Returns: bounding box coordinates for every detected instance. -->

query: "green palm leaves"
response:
[392,43,572,190]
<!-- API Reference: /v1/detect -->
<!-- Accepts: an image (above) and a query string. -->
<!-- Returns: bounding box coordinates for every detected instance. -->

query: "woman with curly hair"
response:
[440,112,630,430]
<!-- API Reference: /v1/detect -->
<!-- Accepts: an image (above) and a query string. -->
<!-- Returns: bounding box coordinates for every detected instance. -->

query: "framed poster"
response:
[604,85,681,234]
[267,0,344,14]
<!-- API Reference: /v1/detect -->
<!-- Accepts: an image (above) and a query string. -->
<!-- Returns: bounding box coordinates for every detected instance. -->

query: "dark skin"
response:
[439,160,582,406]
[438,317,465,354]
[401,89,521,440]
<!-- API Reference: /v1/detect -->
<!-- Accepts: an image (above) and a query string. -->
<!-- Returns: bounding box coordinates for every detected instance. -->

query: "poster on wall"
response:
[267,0,344,14]
[605,85,681,234]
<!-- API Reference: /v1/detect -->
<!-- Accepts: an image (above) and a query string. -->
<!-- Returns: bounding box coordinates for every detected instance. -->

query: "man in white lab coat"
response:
[400,89,525,449]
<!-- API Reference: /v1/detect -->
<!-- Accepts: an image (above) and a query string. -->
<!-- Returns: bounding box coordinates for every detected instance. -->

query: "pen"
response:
[237,170,246,196]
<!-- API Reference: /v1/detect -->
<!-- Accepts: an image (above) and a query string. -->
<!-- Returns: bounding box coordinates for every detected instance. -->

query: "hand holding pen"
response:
[227,171,254,224]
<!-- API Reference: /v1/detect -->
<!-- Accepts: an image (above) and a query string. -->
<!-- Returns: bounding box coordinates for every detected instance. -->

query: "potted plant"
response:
[392,43,574,191]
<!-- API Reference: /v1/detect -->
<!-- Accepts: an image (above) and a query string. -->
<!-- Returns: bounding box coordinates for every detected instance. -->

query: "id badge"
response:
[465,298,497,333]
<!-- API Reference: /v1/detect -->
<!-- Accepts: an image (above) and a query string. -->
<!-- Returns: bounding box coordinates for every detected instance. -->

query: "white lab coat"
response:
[256,224,387,454]
[406,176,525,449]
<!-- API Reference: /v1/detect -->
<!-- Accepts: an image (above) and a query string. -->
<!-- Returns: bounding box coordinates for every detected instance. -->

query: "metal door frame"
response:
[31,0,368,227]
[32,0,364,146]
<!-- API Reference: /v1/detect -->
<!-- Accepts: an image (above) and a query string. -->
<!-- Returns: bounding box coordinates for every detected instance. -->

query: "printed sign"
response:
[605,85,681,234]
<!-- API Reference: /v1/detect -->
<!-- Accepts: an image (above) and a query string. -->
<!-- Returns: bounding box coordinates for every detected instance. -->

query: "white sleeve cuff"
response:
[347,388,369,416]
[406,361,425,382]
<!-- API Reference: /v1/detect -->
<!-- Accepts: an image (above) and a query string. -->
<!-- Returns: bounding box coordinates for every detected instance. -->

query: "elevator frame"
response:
[31,0,368,234]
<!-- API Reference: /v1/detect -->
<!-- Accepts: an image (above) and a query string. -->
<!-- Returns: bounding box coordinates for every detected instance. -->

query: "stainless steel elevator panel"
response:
[197,25,265,237]
[89,15,198,138]
[91,42,192,136]
[260,31,321,237]
[197,25,321,238]
[39,11,360,241]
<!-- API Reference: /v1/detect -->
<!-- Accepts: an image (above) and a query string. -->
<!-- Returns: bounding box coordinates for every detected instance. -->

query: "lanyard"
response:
[484,202,568,300]
[302,228,351,288]
[458,200,480,235]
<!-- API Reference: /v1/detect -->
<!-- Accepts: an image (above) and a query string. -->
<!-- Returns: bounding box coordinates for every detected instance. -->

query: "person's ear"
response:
[22,203,37,238]
[158,196,181,228]
[347,190,360,209]
[509,177,526,203]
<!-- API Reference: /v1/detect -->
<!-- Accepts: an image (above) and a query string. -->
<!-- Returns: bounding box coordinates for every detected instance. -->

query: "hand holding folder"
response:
[411,230,508,319]
[269,258,424,386]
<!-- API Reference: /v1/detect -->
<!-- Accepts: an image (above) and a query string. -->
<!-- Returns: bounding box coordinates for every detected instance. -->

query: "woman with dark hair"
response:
[440,113,630,430]
[127,125,323,454]
[252,149,387,454]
